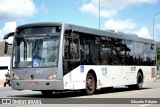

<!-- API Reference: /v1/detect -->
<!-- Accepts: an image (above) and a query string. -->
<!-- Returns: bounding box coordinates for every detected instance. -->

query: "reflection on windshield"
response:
[13,35,59,67]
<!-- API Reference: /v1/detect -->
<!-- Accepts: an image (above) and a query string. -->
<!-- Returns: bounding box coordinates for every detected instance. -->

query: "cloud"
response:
[80,0,117,18]
[104,19,136,31]
[80,0,158,18]
[104,19,153,39]
[0,21,17,43]
[0,0,37,20]
[135,27,151,39]
[80,0,159,40]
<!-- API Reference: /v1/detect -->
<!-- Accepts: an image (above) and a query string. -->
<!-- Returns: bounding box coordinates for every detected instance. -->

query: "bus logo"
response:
[80,65,84,73]
[31,75,34,80]
[2,99,11,104]
[101,67,107,75]
[23,70,28,74]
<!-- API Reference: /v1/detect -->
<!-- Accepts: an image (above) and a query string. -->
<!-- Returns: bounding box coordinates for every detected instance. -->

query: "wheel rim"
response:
[86,74,95,94]
[87,78,94,91]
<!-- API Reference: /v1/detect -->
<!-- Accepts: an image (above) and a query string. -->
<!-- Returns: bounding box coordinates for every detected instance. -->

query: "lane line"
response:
[139,104,151,107]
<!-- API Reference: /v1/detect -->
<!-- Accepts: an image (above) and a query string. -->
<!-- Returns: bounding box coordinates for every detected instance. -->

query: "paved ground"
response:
[0,79,160,107]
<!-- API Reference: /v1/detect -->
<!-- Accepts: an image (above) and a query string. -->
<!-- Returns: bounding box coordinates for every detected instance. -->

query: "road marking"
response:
[139,104,151,107]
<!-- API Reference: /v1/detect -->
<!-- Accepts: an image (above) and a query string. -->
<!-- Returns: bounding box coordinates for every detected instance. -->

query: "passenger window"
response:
[70,38,79,59]
[64,37,80,60]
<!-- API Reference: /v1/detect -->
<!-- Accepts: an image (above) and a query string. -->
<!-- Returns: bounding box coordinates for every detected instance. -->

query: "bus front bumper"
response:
[11,80,64,90]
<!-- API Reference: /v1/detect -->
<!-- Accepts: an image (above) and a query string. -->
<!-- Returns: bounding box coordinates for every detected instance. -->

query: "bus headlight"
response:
[12,72,20,80]
[47,73,57,80]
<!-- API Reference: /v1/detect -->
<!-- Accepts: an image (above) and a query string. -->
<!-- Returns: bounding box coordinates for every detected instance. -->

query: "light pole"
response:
[99,0,100,30]
[153,10,160,40]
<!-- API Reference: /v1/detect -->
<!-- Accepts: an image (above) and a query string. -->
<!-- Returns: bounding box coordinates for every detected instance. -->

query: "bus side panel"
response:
[63,65,156,90]
[123,66,137,85]
[140,66,156,82]
[63,72,74,90]
[94,66,125,88]
[124,66,156,85]
[63,65,126,90]
[63,66,87,90]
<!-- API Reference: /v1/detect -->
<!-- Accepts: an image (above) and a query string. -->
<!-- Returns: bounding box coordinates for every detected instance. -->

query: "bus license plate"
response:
[27,82,38,86]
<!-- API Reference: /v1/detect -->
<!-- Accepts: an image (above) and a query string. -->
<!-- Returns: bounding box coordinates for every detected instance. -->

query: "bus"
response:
[4,22,156,95]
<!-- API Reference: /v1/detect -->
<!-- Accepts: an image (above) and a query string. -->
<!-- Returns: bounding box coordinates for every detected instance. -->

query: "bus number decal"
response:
[80,65,84,73]
[131,67,136,71]
[101,67,107,75]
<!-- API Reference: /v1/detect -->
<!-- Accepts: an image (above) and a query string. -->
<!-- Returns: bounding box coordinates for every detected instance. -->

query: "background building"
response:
[0,42,11,86]
[0,42,5,56]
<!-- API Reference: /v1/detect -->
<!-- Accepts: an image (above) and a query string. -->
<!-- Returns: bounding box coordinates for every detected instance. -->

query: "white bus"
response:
[4,22,156,95]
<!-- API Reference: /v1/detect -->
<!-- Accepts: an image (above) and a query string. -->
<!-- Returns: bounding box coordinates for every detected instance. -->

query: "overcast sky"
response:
[0,0,160,42]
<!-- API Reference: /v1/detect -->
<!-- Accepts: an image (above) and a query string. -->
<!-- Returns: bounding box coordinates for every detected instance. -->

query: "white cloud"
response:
[80,0,117,18]
[0,21,17,43]
[80,2,98,17]
[104,19,153,39]
[0,0,37,20]
[135,27,151,39]
[104,19,136,31]
[80,0,158,18]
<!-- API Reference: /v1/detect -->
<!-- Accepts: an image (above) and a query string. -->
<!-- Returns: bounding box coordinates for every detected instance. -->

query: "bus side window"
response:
[63,36,80,75]
[64,37,80,60]
[64,37,70,60]
[70,38,79,60]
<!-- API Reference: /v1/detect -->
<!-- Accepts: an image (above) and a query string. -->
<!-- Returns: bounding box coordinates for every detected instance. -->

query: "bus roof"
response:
[16,22,62,29]
[65,23,155,44]
[16,22,155,44]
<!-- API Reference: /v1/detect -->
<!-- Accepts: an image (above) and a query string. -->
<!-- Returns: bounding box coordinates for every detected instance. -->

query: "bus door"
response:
[63,33,80,75]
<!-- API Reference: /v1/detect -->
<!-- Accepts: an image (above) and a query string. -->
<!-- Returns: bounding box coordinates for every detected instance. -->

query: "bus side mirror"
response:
[3,32,15,54]
[4,41,8,54]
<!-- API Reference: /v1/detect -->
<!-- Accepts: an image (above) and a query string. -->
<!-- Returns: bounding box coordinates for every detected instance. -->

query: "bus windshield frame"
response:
[12,31,61,68]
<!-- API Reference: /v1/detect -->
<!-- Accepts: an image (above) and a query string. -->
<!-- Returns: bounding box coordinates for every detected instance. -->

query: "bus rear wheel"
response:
[41,90,53,96]
[128,72,143,90]
[85,73,96,95]
[136,72,143,89]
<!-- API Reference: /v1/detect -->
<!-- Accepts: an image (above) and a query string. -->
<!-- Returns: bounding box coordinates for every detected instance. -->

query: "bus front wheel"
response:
[85,73,96,95]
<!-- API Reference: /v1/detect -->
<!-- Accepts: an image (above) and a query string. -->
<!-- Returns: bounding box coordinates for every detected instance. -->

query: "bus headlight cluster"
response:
[47,73,57,80]
[12,72,20,80]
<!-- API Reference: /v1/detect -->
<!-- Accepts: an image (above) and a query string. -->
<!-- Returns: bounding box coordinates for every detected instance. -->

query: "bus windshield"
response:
[12,34,60,68]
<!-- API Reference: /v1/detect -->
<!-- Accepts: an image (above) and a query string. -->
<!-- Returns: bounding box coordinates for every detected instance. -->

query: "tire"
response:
[128,72,143,90]
[41,90,53,96]
[136,72,143,90]
[85,73,96,95]
[4,82,6,87]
